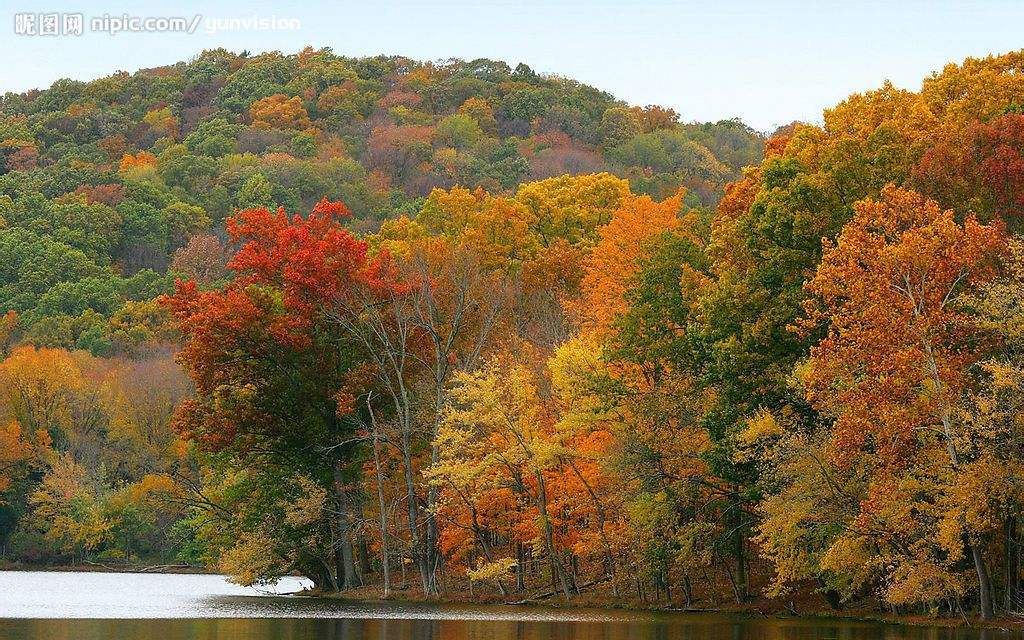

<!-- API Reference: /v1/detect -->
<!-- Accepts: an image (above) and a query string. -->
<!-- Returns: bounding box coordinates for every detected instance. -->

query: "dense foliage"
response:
[0,47,761,353]
[7,48,1024,622]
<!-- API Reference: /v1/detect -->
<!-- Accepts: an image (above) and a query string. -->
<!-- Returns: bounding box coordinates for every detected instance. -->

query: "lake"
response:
[0,570,1020,640]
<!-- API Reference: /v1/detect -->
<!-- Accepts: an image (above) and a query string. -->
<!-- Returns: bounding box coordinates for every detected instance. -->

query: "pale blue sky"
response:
[2,0,1022,132]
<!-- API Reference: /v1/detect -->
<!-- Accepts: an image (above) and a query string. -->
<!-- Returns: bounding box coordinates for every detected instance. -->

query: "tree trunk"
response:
[332,463,359,589]
[921,333,992,619]
[398,404,429,592]
[422,360,450,597]
[720,549,741,604]
[535,470,572,600]
[734,517,748,603]
[567,461,618,595]
[972,540,995,620]
[473,517,508,597]
[1006,514,1020,613]
[301,555,337,593]
[340,540,358,589]
[367,395,392,598]
[329,516,344,591]
[516,542,526,592]
[425,486,440,595]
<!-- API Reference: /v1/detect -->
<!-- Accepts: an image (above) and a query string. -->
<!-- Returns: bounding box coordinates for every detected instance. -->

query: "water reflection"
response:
[0,616,1020,640]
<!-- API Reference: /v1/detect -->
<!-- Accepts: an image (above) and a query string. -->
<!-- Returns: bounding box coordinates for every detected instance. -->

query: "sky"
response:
[2,0,1023,132]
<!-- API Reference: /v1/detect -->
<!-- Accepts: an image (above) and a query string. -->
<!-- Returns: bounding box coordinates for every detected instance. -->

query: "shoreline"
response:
[3,564,1023,630]
[311,584,1024,631]
[0,562,213,575]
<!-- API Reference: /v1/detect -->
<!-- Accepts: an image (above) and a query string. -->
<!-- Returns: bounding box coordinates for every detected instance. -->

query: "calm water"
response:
[0,571,1020,640]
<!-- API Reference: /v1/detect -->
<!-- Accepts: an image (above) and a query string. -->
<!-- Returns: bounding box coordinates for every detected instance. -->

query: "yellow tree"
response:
[439,354,574,599]
[250,94,313,131]
[27,452,111,558]
[103,355,192,477]
[514,173,630,247]
[547,334,623,593]
[416,186,539,269]
[0,346,84,446]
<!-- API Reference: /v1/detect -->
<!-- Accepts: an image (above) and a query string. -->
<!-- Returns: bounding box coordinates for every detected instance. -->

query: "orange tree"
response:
[797,186,1005,616]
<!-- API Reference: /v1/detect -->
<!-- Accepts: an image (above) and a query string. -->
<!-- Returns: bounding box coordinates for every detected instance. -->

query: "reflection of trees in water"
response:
[5,616,1009,640]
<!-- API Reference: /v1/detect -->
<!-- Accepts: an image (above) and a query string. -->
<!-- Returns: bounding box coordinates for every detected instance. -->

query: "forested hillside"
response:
[0,47,761,353]
[6,47,1024,622]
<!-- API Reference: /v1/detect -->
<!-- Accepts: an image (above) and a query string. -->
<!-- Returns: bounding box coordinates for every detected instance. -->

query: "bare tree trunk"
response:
[973,541,994,620]
[516,542,526,591]
[411,246,508,596]
[472,515,508,596]
[388,383,429,593]
[1007,514,1020,613]
[329,283,428,593]
[328,513,343,591]
[359,538,371,576]
[341,541,358,588]
[425,449,441,595]
[333,463,359,589]
[719,549,741,604]
[331,244,505,599]
[399,413,429,592]
[367,395,392,598]
[734,511,748,603]
[535,470,572,600]
[567,461,618,595]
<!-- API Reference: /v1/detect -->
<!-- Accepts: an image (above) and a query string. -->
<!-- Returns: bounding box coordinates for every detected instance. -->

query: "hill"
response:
[0,48,763,353]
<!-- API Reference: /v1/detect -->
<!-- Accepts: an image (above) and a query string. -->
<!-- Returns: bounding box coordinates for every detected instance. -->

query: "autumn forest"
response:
[2,47,1024,622]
